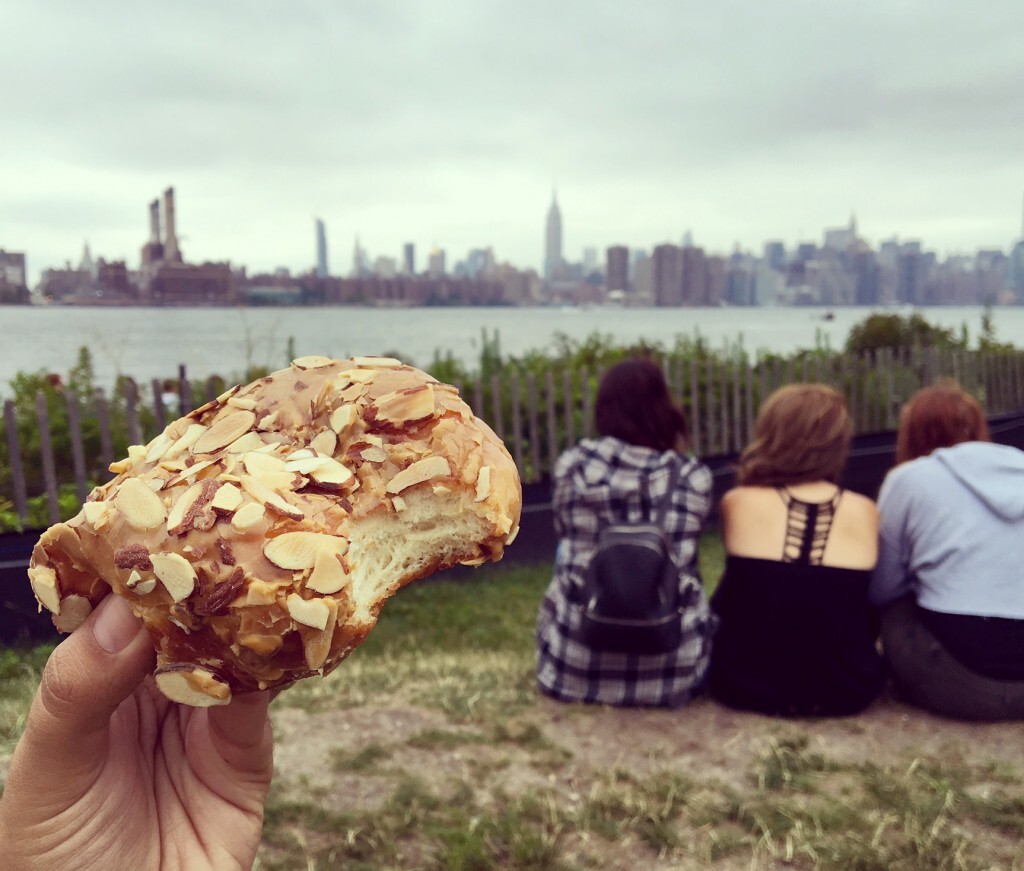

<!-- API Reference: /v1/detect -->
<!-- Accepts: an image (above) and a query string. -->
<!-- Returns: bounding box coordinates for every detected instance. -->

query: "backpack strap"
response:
[651,456,682,528]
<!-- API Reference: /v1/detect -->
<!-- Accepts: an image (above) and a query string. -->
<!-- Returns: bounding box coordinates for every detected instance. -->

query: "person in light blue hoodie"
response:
[871,381,1024,720]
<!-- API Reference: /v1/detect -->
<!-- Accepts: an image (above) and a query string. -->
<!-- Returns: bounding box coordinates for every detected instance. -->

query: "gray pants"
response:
[881,597,1024,721]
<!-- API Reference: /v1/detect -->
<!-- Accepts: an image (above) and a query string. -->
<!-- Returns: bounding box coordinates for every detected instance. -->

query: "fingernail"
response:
[93,595,142,653]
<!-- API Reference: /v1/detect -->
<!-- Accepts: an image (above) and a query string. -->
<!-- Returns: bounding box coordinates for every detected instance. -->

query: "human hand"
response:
[0,594,274,871]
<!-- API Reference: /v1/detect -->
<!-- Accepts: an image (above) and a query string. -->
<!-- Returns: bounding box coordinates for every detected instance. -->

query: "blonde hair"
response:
[738,383,852,486]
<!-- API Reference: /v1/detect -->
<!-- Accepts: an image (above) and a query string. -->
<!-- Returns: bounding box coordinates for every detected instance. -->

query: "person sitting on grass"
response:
[870,381,1024,721]
[536,358,714,707]
[708,383,884,717]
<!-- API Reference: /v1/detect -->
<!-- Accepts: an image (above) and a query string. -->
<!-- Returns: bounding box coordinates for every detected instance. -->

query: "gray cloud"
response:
[3,0,1024,283]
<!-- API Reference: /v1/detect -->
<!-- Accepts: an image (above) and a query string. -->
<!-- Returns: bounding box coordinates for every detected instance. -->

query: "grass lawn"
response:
[4,536,1024,869]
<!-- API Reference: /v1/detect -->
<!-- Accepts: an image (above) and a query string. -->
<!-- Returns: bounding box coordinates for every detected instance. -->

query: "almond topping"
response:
[286,594,331,630]
[291,355,335,370]
[164,423,209,460]
[310,430,338,456]
[386,456,451,494]
[360,446,388,463]
[155,666,231,707]
[475,465,491,502]
[231,501,266,532]
[302,597,339,670]
[167,482,205,536]
[115,478,167,530]
[227,396,257,410]
[210,482,243,513]
[264,532,348,570]
[308,457,354,488]
[82,501,112,528]
[375,384,435,424]
[28,565,61,614]
[225,432,266,454]
[505,523,521,546]
[134,579,158,595]
[144,433,174,464]
[53,595,93,633]
[192,410,256,454]
[306,550,349,595]
[330,404,358,434]
[245,579,280,606]
[239,477,304,521]
[150,553,197,602]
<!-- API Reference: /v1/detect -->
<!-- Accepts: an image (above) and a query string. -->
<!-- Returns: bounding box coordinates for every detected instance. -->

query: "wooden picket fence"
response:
[4,348,1024,526]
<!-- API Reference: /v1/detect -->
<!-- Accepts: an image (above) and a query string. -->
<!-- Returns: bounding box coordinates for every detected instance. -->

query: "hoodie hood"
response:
[934,442,1024,521]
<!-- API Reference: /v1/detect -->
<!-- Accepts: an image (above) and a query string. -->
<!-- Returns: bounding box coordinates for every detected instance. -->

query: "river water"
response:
[0,304,1017,392]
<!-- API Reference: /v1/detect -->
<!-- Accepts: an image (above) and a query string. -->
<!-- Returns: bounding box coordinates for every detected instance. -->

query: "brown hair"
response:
[737,383,852,486]
[896,380,989,464]
[594,358,688,452]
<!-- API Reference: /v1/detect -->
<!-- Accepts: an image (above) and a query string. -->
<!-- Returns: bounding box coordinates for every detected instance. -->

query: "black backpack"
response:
[578,460,683,655]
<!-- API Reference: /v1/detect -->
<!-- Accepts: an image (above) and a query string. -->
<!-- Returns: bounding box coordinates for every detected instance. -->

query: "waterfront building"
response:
[652,243,683,306]
[403,242,415,275]
[428,247,446,279]
[544,192,563,282]
[0,249,28,303]
[605,245,629,293]
[315,219,328,278]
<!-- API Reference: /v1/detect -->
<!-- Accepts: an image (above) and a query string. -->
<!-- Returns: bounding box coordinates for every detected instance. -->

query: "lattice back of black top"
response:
[778,488,842,566]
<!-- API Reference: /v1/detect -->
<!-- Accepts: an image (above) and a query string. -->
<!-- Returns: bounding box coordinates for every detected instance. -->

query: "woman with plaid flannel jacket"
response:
[536,359,714,707]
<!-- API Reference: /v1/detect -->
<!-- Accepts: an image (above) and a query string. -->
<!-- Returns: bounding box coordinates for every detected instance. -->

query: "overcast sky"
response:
[3,0,1023,284]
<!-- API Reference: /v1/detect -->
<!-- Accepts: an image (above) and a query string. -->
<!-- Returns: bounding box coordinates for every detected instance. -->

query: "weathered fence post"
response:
[65,391,89,505]
[35,393,60,525]
[4,400,29,522]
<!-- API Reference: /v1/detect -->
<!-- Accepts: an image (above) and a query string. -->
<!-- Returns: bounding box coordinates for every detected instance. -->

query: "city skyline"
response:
[2,1,1023,284]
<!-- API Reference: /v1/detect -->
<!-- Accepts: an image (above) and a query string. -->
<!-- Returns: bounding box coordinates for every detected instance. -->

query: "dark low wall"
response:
[7,411,1024,645]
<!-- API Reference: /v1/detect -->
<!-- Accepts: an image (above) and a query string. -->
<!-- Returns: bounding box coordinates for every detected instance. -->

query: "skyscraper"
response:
[315,218,328,278]
[544,192,562,282]
[606,245,629,292]
[403,242,415,275]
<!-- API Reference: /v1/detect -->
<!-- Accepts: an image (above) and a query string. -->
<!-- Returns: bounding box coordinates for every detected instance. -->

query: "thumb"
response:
[9,594,154,808]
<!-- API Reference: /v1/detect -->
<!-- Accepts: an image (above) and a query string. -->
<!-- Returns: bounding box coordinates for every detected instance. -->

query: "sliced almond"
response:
[150,553,197,602]
[227,396,257,410]
[391,495,407,512]
[239,476,304,521]
[311,429,339,455]
[245,579,280,606]
[375,384,435,424]
[169,457,219,485]
[28,565,61,614]
[307,550,349,595]
[475,465,491,502]
[167,482,205,536]
[334,369,376,384]
[164,423,209,460]
[53,595,93,633]
[144,433,174,464]
[216,384,242,403]
[133,578,158,595]
[284,455,332,475]
[192,410,256,454]
[505,523,520,546]
[114,478,167,530]
[360,446,388,463]
[231,501,267,533]
[351,356,402,368]
[211,482,243,513]
[330,404,358,434]
[155,666,231,707]
[302,597,339,670]
[264,532,348,570]
[308,457,354,488]
[242,451,296,490]
[82,501,112,528]
[291,355,336,370]
[225,431,265,454]
[386,456,451,494]
[256,409,280,432]
[286,594,331,630]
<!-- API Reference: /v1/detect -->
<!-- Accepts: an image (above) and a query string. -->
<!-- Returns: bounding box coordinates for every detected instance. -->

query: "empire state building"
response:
[544,192,562,282]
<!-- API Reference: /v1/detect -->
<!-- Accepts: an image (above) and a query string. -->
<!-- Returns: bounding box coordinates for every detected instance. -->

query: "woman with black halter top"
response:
[708,384,885,716]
